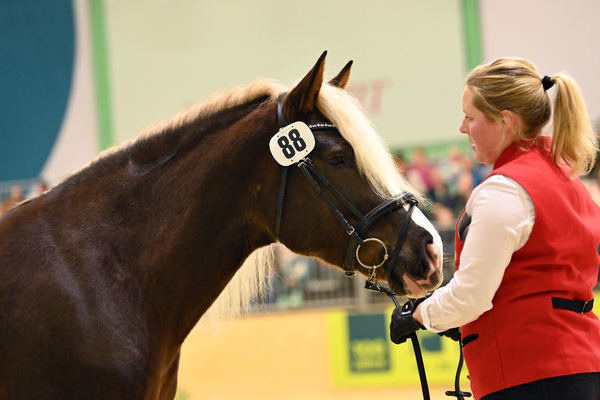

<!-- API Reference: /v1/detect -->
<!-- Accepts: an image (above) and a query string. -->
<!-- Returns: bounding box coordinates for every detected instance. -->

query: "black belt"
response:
[552,297,594,314]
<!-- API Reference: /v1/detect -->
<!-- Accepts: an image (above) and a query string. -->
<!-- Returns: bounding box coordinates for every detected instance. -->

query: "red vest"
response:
[455,138,600,398]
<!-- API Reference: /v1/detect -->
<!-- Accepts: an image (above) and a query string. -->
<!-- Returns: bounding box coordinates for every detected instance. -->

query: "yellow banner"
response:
[327,308,468,387]
[328,291,600,388]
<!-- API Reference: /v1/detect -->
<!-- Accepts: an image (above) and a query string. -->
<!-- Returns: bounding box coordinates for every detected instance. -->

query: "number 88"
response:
[277,129,307,159]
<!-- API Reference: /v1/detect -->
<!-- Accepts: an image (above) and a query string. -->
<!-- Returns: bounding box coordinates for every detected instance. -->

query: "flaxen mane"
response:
[197,80,418,323]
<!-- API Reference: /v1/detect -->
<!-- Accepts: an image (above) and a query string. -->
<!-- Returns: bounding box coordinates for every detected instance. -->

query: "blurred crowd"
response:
[397,147,488,231]
[395,146,490,264]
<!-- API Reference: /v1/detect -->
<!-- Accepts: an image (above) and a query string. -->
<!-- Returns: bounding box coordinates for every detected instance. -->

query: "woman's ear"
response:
[500,109,521,138]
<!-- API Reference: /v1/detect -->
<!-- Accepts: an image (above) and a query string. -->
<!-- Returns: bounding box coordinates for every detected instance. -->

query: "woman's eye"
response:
[329,156,345,166]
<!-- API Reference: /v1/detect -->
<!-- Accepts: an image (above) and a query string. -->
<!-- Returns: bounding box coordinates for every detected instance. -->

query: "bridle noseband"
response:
[273,93,419,279]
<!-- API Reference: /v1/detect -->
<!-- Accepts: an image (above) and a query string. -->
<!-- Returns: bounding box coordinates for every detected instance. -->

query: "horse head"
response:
[272,52,443,297]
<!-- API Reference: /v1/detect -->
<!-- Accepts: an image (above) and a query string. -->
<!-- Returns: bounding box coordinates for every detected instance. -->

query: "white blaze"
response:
[411,207,444,271]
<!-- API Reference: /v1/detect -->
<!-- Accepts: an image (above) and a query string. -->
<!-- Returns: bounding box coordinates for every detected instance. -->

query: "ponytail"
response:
[551,74,597,176]
[466,58,597,176]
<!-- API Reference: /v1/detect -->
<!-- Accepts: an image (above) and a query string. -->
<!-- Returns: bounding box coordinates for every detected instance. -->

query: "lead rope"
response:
[409,331,431,400]
[365,280,471,400]
[364,281,430,400]
[445,340,471,399]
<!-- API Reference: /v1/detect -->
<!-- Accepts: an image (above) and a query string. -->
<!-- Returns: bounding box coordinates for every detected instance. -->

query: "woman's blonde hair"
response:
[466,57,597,175]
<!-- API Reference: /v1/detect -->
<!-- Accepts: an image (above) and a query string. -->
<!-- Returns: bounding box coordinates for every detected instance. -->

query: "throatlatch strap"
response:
[274,166,288,239]
[552,297,594,313]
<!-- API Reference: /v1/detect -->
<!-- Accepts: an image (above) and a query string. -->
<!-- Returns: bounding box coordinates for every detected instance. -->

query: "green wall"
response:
[94,0,474,152]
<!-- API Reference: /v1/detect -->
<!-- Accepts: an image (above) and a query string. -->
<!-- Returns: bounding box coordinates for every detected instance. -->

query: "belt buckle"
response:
[580,300,592,314]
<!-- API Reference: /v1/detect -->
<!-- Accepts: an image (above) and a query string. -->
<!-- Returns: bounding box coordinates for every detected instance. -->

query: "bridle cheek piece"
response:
[273,93,418,280]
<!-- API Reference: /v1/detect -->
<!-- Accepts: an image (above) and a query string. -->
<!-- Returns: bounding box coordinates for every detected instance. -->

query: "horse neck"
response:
[64,99,280,349]
[141,103,281,343]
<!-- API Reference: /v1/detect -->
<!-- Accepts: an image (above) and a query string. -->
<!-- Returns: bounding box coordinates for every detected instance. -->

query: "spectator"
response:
[406,148,435,198]
[429,166,460,214]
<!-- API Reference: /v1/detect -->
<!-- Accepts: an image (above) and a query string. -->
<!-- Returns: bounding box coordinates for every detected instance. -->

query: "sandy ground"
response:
[175,311,470,400]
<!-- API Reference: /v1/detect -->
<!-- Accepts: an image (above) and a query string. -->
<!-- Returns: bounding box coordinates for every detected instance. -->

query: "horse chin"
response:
[401,272,430,298]
[386,267,432,299]
[386,268,409,297]
[386,278,408,297]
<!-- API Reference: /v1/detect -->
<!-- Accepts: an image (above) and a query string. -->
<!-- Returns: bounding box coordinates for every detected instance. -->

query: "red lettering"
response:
[348,78,393,115]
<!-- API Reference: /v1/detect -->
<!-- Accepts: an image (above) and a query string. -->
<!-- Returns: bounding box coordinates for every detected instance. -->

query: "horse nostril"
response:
[425,242,439,270]
[413,243,443,289]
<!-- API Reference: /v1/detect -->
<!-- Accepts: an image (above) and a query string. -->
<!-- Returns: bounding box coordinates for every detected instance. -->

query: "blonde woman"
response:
[391,58,600,399]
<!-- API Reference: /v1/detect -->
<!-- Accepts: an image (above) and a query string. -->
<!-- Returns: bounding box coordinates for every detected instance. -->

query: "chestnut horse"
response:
[0,52,443,399]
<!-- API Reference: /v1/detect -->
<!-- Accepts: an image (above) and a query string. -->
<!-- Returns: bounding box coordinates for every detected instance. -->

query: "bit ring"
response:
[355,237,389,270]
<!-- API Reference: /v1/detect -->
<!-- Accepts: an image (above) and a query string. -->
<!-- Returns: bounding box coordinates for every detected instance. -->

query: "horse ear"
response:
[282,51,327,122]
[328,60,353,89]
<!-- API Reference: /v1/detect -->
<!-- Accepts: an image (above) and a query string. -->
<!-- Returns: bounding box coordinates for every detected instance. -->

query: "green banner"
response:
[347,313,390,373]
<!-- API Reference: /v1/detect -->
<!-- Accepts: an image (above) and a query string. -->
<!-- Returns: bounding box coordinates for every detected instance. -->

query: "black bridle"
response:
[274,93,418,279]
[273,93,471,400]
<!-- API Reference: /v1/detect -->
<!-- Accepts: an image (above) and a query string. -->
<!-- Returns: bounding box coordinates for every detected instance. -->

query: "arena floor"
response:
[176,385,450,400]
[176,310,467,400]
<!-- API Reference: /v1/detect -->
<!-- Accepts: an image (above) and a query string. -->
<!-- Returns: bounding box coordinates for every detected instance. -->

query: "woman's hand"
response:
[389,298,426,344]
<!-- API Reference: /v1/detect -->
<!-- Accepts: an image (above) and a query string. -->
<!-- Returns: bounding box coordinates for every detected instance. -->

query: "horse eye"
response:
[328,155,345,166]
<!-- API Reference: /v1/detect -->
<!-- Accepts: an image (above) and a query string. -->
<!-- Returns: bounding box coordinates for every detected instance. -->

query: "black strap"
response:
[341,197,406,273]
[274,167,288,240]
[356,198,403,235]
[299,158,364,220]
[445,339,472,399]
[273,92,418,276]
[273,92,337,240]
[409,332,431,400]
[342,197,413,274]
[297,161,362,238]
[387,201,417,269]
[364,282,430,400]
[552,297,594,313]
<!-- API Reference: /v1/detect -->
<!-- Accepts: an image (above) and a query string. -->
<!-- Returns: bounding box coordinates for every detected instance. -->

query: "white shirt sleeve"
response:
[420,174,534,332]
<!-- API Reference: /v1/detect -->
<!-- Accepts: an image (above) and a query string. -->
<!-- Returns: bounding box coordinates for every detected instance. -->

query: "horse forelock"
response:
[316,84,420,201]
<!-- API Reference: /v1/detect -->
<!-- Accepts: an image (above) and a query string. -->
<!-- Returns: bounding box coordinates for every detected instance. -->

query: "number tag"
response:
[269,122,316,166]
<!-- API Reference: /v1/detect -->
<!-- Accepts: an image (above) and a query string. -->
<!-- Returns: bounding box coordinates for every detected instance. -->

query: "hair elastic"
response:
[542,75,555,91]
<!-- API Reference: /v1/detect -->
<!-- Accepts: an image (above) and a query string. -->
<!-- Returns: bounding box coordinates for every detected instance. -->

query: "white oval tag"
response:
[269,122,316,166]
